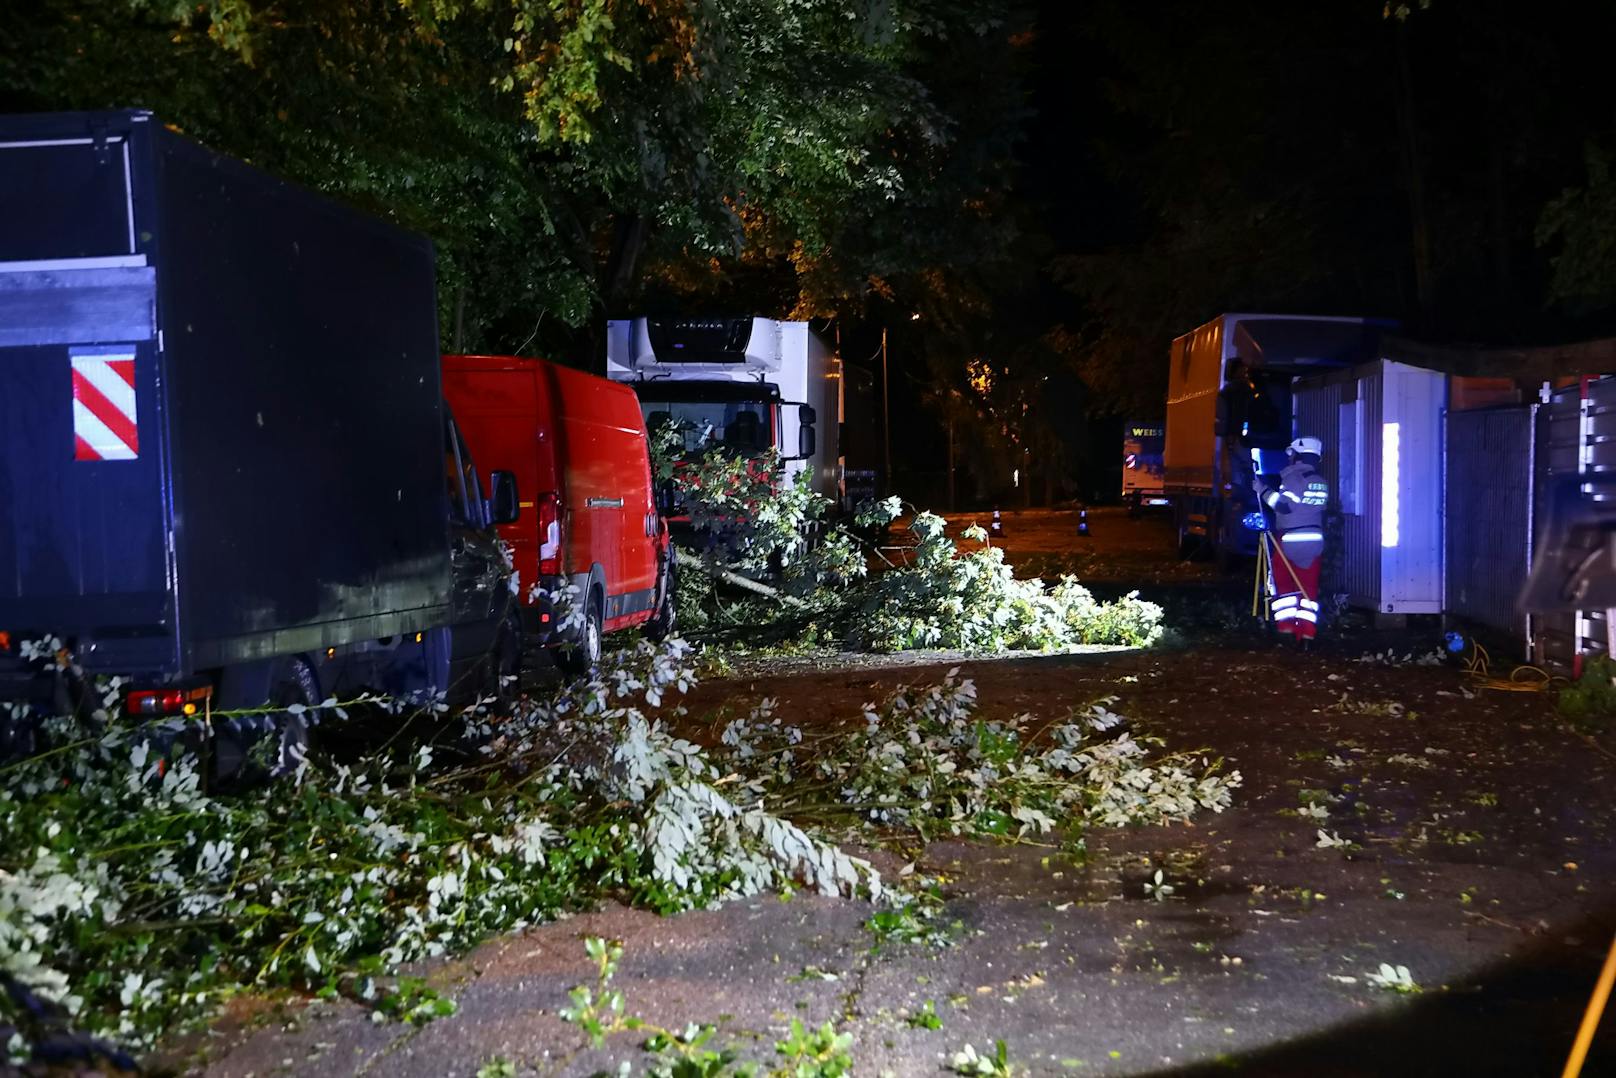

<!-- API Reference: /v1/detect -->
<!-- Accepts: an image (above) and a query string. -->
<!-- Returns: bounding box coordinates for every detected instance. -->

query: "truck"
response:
[442,354,674,673]
[0,109,521,777]
[1121,420,1167,512]
[1164,314,1391,559]
[605,317,845,511]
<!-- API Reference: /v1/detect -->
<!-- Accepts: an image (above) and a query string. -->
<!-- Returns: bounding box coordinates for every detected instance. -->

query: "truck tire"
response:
[212,656,315,787]
[1177,527,1198,560]
[557,589,603,678]
[485,608,523,701]
[644,558,676,642]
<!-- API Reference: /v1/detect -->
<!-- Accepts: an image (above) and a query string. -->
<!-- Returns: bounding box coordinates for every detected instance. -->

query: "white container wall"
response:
[1293,359,1446,614]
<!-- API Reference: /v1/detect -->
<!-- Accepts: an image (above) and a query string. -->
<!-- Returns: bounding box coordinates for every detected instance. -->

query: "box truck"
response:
[0,110,520,774]
[1163,314,1391,559]
[1121,420,1167,512]
[605,317,845,511]
[442,354,674,672]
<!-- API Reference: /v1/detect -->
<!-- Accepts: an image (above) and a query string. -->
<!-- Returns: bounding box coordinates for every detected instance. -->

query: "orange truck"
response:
[442,354,673,672]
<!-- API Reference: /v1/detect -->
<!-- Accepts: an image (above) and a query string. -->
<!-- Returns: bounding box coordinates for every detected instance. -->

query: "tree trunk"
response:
[601,211,650,317]
[1485,2,1513,312]
[452,284,467,353]
[1393,20,1435,320]
[881,328,893,497]
[673,548,808,608]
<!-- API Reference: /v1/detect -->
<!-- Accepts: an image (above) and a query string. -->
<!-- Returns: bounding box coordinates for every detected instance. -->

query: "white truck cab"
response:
[606,317,844,506]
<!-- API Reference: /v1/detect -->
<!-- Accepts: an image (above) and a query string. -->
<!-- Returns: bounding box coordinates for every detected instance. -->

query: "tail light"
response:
[127,683,213,717]
[537,491,562,576]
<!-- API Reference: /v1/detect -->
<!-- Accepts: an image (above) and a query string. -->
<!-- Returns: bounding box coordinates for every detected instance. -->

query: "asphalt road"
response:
[162,511,1616,1077]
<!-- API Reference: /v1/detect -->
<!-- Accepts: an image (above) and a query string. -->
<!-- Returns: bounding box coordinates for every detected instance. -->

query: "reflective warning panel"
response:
[70,346,139,461]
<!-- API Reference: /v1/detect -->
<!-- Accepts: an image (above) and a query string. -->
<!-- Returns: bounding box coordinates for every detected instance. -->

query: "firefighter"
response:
[1256,436,1329,643]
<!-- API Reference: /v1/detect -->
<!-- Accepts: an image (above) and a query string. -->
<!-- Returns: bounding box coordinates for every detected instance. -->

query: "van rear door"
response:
[606,387,659,614]
[0,116,176,675]
[439,356,561,601]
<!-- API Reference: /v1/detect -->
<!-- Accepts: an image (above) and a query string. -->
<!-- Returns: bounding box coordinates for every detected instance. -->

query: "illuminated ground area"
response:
[167,514,1616,1076]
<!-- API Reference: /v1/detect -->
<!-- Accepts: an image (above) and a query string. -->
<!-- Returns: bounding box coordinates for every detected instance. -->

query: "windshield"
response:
[642,400,774,455]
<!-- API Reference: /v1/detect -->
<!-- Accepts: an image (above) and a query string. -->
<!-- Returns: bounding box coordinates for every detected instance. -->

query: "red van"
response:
[442,354,673,672]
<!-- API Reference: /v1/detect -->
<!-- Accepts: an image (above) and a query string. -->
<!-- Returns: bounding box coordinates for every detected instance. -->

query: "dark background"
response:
[869,0,1616,508]
[9,2,1616,509]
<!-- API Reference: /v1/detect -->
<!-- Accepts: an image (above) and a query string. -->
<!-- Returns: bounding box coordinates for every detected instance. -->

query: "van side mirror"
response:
[798,404,816,426]
[798,423,816,459]
[489,470,520,525]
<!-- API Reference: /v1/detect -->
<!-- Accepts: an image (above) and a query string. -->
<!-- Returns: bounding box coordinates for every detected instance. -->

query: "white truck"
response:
[605,316,846,507]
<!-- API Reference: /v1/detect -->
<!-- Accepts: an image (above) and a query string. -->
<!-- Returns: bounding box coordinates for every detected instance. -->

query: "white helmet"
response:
[1289,436,1323,457]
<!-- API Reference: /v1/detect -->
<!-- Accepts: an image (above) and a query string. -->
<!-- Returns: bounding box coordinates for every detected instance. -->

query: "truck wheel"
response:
[212,657,315,787]
[644,558,677,642]
[1177,528,1197,560]
[484,609,523,702]
[558,589,603,677]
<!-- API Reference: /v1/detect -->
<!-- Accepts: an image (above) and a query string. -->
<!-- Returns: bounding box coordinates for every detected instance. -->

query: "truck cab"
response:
[606,317,843,514]
[1122,420,1167,513]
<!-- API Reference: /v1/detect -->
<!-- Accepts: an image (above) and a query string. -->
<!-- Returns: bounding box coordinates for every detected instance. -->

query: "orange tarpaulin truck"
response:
[1163,314,1391,560]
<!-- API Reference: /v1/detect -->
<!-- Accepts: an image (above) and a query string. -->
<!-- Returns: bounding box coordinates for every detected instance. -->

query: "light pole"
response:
[881,326,892,495]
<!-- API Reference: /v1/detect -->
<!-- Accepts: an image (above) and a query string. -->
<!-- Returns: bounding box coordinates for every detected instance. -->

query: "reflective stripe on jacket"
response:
[1262,461,1328,533]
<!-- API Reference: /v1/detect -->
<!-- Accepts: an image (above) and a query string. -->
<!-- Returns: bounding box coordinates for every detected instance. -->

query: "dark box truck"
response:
[0,110,519,771]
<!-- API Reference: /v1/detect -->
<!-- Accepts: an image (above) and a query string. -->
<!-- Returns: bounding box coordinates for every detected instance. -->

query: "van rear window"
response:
[0,140,134,262]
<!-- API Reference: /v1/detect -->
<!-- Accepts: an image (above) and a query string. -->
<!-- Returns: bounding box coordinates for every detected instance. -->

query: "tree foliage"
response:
[0,1,1032,356]
[0,636,1232,1062]
[1538,144,1616,315]
[1046,1,1616,415]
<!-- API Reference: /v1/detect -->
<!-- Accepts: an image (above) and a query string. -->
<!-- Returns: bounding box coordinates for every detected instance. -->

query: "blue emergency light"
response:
[1241,511,1267,532]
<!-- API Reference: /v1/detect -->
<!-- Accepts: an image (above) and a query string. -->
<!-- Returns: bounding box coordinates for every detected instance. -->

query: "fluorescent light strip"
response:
[1382,421,1400,548]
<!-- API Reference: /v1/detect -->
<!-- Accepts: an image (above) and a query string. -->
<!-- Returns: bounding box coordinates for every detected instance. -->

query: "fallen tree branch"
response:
[1576,731,1616,766]
[675,546,809,608]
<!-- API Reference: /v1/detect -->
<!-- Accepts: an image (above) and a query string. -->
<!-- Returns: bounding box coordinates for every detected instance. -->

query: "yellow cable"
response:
[1563,932,1616,1078]
[1463,641,1563,693]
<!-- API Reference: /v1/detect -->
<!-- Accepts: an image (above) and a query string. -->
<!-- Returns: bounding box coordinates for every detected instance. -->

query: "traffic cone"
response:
[989,510,1005,540]
[1077,509,1090,538]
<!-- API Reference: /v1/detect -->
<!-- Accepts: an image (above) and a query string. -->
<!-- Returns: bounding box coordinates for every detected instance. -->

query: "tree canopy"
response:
[0,0,1032,360]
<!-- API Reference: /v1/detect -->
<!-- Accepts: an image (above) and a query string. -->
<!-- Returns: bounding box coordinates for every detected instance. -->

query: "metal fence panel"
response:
[1445,406,1535,639]
[1530,386,1608,670]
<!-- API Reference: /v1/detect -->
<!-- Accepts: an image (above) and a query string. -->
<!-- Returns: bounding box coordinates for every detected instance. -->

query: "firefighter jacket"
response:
[1261,457,1328,569]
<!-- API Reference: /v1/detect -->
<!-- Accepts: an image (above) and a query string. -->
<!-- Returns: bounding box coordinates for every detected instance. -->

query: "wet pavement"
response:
[160,510,1616,1076]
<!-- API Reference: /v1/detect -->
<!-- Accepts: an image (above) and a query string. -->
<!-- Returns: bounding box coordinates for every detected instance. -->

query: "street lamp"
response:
[882,315,920,496]
[881,327,891,494]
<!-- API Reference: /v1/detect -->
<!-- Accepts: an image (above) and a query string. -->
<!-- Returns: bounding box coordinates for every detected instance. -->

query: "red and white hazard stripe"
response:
[71,350,139,461]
